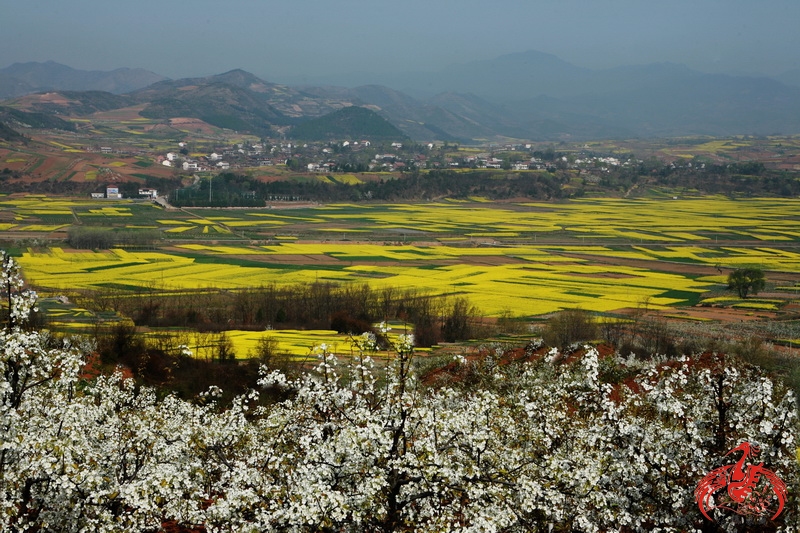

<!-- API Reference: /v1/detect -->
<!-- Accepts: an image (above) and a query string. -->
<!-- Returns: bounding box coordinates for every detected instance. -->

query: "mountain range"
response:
[2,51,800,141]
[0,61,166,97]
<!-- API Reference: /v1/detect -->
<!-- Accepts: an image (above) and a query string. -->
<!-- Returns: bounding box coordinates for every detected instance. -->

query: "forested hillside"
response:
[289,106,406,141]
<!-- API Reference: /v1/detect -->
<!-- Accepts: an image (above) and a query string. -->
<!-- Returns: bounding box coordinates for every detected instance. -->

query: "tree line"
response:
[75,281,484,348]
[168,163,800,208]
[66,227,162,249]
[169,169,568,207]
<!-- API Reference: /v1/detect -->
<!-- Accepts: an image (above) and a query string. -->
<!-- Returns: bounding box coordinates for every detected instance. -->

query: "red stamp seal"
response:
[695,442,787,521]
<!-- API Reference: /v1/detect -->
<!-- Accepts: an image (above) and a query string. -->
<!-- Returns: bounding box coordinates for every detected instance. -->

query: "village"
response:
[146,138,630,177]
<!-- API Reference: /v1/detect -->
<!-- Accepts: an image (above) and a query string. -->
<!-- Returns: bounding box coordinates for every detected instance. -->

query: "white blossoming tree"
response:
[0,252,209,531]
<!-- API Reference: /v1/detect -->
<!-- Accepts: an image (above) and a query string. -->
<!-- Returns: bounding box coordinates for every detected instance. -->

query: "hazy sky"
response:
[2,0,798,82]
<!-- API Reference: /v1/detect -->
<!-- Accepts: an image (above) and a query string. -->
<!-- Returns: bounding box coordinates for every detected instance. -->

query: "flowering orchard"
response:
[1,251,798,532]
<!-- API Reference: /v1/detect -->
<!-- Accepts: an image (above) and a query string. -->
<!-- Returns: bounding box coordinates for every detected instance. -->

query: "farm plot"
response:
[561,245,800,273]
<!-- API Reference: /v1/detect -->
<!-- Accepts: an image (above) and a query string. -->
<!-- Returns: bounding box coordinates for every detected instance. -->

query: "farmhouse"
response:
[139,188,158,199]
[106,186,122,199]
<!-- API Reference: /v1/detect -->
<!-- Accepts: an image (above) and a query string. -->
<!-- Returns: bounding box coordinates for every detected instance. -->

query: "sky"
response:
[2,0,799,82]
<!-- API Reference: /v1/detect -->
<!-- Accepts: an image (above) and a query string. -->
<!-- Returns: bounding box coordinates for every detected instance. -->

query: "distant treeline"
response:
[78,282,483,348]
[598,160,800,196]
[168,164,800,207]
[654,163,800,196]
[170,170,567,206]
[67,227,162,249]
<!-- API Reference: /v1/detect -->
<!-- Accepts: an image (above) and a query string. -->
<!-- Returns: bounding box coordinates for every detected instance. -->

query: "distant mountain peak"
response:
[0,61,166,97]
[213,69,265,82]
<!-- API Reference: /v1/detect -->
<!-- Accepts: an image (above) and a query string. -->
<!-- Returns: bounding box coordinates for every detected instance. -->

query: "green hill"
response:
[0,106,77,131]
[289,106,406,141]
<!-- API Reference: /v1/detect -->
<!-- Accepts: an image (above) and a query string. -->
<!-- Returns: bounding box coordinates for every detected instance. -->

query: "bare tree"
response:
[542,308,598,347]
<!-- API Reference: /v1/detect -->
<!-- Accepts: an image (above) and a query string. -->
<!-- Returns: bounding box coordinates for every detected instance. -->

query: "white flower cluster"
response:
[0,254,797,531]
[1,251,37,330]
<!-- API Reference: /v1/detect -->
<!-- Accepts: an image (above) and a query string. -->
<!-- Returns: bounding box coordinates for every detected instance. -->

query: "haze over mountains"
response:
[2,50,800,142]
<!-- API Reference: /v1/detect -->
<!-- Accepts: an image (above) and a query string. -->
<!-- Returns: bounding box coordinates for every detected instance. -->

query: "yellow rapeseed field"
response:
[10,196,800,320]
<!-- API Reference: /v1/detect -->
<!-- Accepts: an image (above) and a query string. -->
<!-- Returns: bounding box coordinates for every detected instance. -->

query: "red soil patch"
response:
[28,156,60,178]
[80,353,134,381]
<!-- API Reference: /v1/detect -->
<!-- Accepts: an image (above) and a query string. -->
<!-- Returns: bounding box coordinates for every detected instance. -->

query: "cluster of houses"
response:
[160,151,231,172]
[90,186,158,200]
[153,138,641,175]
[90,186,124,200]
[157,141,292,173]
